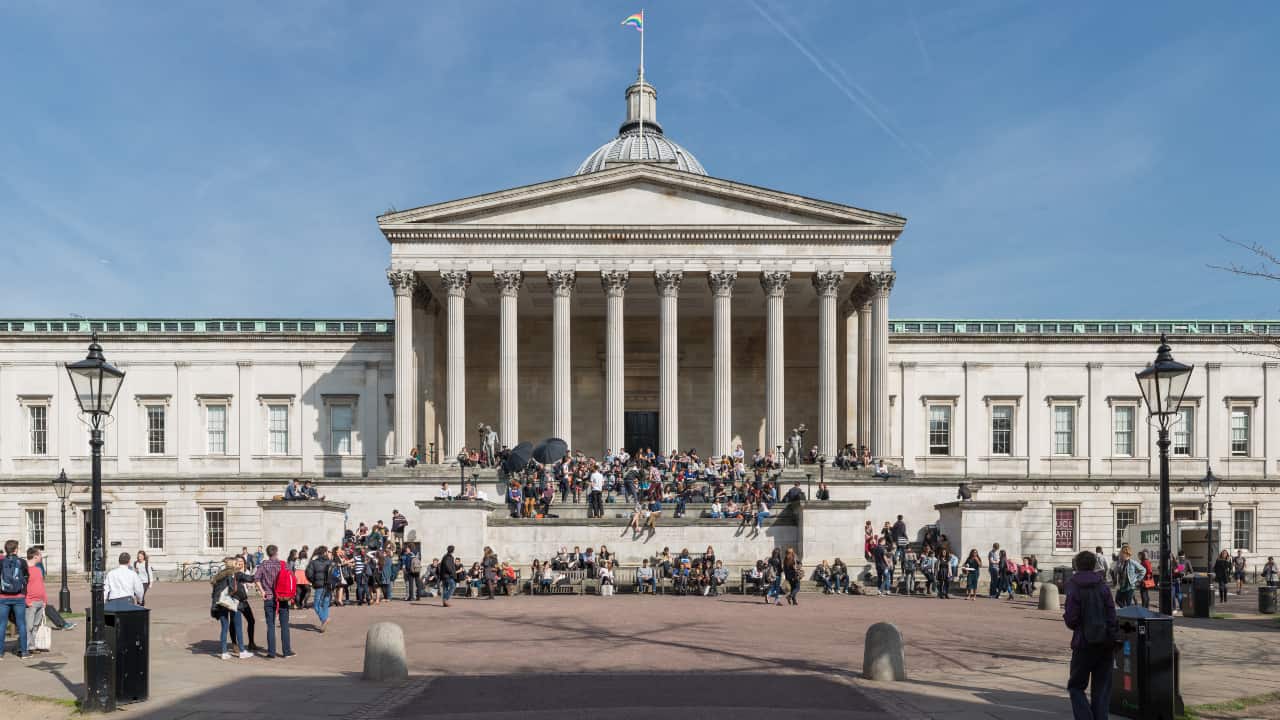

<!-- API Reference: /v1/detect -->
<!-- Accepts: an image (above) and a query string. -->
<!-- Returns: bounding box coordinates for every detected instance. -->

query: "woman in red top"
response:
[26,548,47,653]
[1138,550,1156,609]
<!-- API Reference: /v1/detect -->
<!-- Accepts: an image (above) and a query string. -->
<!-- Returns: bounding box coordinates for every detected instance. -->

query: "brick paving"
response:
[1,581,1277,718]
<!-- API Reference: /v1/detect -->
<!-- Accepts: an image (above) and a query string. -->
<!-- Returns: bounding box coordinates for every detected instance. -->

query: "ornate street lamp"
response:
[52,469,74,614]
[66,334,125,713]
[1135,333,1193,616]
[1202,468,1220,568]
[817,454,826,499]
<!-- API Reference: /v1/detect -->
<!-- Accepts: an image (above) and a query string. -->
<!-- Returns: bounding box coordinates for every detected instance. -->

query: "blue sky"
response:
[2,1,1278,319]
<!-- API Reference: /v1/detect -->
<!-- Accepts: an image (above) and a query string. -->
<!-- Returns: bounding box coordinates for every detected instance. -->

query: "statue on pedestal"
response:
[786,424,807,468]
[478,424,499,467]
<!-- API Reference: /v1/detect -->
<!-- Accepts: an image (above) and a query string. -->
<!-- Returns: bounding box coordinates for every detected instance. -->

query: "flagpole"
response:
[639,10,645,141]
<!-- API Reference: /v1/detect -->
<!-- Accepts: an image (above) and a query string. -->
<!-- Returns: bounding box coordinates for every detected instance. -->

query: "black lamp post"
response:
[1202,468,1220,569]
[1135,333,1194,617]
[52,469,74,614]
[817,454,826,498]
[65,334,126,714]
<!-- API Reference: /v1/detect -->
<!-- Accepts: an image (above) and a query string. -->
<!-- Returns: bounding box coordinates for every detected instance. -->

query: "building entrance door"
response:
[624,411,658,455]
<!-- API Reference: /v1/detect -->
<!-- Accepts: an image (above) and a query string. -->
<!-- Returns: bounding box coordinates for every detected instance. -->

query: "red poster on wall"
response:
[1055,508,1076,551]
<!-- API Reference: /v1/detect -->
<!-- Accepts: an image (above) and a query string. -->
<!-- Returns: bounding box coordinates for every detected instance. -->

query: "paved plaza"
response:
[2,581,1278,719]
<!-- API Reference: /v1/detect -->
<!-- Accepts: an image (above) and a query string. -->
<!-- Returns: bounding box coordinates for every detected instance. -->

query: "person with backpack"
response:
[402,545,422,601]
[1063,550,1118,720]
[1,539,32,659]
[252,544,295,659]
[439,545,458,607]
[305,547,332,633]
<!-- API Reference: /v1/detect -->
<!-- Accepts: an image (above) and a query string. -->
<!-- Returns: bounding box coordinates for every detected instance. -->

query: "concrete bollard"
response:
[862,622,906,681]
[1038,583,1061,611]
[362,622,409,682]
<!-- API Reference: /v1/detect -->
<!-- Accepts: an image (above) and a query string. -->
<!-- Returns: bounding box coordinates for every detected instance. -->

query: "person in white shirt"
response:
[437,482,453,500]
[588,467,606,519]
[105,552,145,604]
[133,550,156,606]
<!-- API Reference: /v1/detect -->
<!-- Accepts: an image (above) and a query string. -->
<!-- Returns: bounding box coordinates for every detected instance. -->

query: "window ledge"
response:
[252,454,302,460]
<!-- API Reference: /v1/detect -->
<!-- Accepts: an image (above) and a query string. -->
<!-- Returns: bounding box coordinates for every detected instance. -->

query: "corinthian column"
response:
[440,270,471,462]
[655,270,683,453]
[708,270,737,457]
[813,271,843,459]
[868,271,896,460]
[602,271,629,454]
[853,286,873,451]
[387,269,417,462]
[547,270,576,447]
[494,271,523,448]
[761,270,790,454]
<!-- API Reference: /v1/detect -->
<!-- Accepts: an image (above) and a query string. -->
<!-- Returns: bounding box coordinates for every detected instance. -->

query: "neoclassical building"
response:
[1,74,1276,574]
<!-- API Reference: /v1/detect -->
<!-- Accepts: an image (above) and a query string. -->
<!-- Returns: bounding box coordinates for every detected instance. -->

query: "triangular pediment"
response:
[378,164,905,228]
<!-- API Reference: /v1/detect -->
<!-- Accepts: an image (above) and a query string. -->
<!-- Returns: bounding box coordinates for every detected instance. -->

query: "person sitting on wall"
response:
[406,447,419,468]
[438,482,454,501]
[284,479,303,500]
[302,480,324,500]
[782,481,805,503]
[873,460,894,479]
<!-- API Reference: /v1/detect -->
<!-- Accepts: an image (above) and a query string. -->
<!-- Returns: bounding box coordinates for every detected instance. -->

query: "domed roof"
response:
[574,74,707,176]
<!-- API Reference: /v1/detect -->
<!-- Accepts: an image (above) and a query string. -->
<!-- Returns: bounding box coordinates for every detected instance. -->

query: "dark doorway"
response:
[624,411,658,456]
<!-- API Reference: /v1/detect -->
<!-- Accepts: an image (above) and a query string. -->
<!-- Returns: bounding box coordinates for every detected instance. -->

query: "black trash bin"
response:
[1111,606,1176,720]
[103,599,150,703]
[1053,566,1075,593]
[1181,575,1212,618]
[1260,586,1278,614]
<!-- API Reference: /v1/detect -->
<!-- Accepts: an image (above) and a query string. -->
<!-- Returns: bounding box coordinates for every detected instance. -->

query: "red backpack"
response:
[273,561,297,604]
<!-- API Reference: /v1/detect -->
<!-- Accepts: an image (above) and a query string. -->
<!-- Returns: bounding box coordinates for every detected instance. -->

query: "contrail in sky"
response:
[748,0,930,167]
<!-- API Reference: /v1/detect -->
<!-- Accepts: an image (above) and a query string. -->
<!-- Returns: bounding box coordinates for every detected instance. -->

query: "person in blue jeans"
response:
[439,545,458,607]
[1063,550,1117,720]
[252,544,294,659]
[306,547,333,632]
[1,539,31,659]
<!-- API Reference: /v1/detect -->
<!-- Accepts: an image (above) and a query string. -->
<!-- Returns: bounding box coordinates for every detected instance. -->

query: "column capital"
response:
[547,269,577,298]
[493,270,524,298]
[654,270,683,298]
[760,270,791,298]
[601,270,630,297]
[387,269,417,297]
[812,270,844,298]
[707,270,738,297]
[439,270,471,298]
[867,270,896,297]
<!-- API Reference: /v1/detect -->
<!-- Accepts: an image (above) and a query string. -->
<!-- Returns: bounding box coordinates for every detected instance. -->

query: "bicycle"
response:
[178,560,222,582]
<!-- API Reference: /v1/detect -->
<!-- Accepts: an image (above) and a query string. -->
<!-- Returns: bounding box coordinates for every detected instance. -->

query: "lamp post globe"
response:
[1134,333,1194,617]
[52,469,74,614]
[1202,468,1220,566]
[65,333,125,714]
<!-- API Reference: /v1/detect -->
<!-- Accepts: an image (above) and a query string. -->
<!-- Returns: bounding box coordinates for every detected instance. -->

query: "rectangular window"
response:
[144,508,165,550]
[1230,408,1250,456]
[1115,506,1139,549]
[1053,406,1075,456]
[204,507,226,550]
[268,404,289,454]
[25,509,45,548]
[991,405,1013,455]
[1233,509,1254,551]
[1054,507,1077,552]
[206,405,227,455]
[927,405,951,455]
[29,405,48,455]
[330,405,354,455]
[146,405,166,455]
[1173,407,1193,456]
[1113,406,1135,457]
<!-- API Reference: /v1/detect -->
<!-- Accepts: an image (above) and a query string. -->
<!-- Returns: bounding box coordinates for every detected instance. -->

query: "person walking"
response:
[402,545,421,601]
[232,556,259,652]
[439,545,458,607]
[105,552,144,604]
[936,545,953,599]
[133,550,156,606]
[1137,551,1155,609]
[252,545,295,659]
[987,543,1002,598]
[1063,550,1118,720]
[210,558,253,660]
[1213,550,1232,604]
[964,549,982,601]
[25,548,48,653]
[783,548,802,606]
[1233,550,1248,596]
[902,546,918,595]
[1114,548,1143,608]
[305,547,332,633]
[1263,556,1278,587]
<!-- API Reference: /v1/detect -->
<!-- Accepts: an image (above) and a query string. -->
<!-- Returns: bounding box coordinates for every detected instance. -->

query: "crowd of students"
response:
[861,517,1040,600]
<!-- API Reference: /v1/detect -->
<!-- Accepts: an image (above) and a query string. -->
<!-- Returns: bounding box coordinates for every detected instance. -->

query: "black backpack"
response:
[0,554,28,595]
[1079,585,1114,646]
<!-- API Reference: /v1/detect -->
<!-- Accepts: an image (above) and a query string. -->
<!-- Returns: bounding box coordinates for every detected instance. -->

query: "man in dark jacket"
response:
[401,545,421,601]
[1063,550,1118,720]
[439,545,458,607]
[305,548,332,632]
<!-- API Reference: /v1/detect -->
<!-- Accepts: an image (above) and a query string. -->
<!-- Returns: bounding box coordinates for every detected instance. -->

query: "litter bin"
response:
[1053,566,1075,593]
[1180,575,1212,618]
[103,599,150,704]
[1111,606,1176,720]
[1260,586,1278,614]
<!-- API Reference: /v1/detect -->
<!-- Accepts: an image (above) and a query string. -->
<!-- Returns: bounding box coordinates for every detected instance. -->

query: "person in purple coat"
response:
[1062,550,1119,720]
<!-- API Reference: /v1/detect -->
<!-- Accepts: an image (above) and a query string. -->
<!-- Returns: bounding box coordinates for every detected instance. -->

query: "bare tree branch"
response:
[1208,235,1280,281]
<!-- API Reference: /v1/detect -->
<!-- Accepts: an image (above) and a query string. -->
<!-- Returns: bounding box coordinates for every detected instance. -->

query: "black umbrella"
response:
[532,437,569,465]
[504,442,533,474]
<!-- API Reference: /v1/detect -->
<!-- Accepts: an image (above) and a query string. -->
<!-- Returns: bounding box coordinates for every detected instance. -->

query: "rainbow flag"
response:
[621,11,644,32]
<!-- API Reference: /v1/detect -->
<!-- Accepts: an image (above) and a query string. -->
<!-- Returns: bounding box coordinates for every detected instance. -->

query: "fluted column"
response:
[813,271,843,459]
[440,270,471,462]
[655,271,682,453]
[761,271,790,454]
[709,270,737,457]
[494,271,523,448]
[602,271,629,454]
[854,286,873,450]
[387,269,417,462]
[547,270,576,447]
[868,271,895,460]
